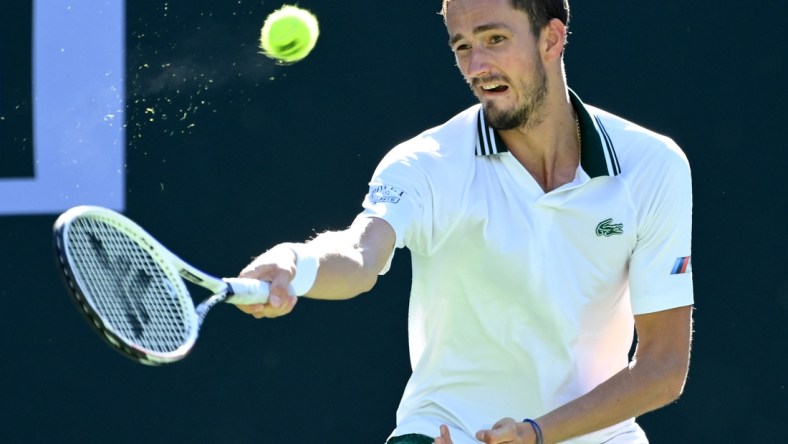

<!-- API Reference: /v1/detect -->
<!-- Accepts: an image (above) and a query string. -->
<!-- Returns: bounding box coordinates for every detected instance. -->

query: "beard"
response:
[475,61,548,131]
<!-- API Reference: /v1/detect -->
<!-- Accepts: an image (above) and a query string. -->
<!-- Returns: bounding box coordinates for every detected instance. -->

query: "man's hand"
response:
[475,418,534,444]
[235,244,299,318]
[433,420,535,444]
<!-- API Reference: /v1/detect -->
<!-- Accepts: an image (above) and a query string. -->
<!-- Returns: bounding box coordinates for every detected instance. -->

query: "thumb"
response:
[476,426,507,443]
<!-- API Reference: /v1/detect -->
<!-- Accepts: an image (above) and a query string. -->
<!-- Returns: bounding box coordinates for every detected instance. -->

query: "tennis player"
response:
[237,0,694,443]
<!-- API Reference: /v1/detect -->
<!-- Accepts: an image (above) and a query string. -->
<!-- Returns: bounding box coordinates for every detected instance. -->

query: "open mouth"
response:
[481,83,508,93]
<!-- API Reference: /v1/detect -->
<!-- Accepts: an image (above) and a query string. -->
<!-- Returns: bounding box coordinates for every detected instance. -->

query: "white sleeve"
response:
[358,143,435,273]
[629,143,695,314]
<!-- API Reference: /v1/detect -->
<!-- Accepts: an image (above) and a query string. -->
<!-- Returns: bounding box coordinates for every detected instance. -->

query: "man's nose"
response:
[465,47,493,79]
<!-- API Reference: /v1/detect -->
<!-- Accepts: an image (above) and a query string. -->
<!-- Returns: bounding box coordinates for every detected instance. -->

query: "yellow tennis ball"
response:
[259,5,319,64]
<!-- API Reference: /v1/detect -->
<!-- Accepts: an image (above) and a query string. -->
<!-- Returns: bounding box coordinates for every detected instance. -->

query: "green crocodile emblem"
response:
[596,218,624,237]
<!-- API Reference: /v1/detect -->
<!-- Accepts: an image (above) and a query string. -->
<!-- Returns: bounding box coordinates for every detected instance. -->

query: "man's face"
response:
[445,0,548,130]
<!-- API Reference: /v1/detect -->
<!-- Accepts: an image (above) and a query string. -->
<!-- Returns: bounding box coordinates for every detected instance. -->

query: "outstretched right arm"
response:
[235,215,396,319]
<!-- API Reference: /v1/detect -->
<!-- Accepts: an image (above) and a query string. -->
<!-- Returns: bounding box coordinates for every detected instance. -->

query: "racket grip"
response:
[223,278,270,305]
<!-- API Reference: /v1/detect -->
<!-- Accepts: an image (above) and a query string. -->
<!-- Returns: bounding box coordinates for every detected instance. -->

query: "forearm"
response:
[536,306,692,443]
[536,353,687,443]
[236,216,394,319]
[299,227,387,299]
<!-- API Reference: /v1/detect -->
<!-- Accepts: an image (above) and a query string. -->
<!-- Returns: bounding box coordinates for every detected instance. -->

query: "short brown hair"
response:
[441,0,570,38]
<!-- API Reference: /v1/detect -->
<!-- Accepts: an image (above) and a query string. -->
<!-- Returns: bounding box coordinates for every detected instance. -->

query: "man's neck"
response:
[498,94,580,193]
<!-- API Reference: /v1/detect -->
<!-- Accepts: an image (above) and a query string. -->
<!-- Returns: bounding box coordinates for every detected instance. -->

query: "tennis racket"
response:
[53,205,270,366]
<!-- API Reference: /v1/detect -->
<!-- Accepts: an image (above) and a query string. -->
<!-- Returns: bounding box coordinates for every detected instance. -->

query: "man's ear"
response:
[540,18,567,61]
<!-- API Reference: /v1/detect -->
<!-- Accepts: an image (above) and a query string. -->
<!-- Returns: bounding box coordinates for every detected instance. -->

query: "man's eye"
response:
[454,43,471,52]
[490,35,506,44]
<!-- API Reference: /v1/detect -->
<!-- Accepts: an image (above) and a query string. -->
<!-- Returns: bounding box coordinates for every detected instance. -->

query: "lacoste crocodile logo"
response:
[596,218,624,237]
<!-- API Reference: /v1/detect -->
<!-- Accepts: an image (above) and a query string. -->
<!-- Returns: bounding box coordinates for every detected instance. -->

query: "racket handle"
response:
[223,278,270,305]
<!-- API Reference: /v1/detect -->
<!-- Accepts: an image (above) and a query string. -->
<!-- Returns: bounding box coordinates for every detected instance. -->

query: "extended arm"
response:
[474,305,694,444]
[235,215,396,318]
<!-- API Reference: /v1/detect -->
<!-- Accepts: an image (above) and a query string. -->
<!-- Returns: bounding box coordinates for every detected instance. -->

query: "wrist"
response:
[280,242,319,296]
[522,419,543,444]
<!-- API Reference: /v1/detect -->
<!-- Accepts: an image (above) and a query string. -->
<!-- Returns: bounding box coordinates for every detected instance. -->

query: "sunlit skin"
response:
[448,2,548,130]
[445,0,579,193]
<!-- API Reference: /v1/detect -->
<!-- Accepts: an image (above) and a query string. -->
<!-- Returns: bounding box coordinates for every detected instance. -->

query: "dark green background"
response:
[2,1,787,442]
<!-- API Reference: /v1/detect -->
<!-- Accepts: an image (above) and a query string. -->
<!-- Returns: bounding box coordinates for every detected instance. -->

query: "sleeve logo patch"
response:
[671,256,692,275]
[369,185,404,204]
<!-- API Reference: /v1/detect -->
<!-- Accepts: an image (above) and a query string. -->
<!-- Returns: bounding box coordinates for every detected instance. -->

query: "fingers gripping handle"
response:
[223,278,270,305]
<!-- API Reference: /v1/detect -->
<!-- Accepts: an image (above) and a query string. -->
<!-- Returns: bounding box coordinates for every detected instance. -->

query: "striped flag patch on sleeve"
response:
[670,256,692,275]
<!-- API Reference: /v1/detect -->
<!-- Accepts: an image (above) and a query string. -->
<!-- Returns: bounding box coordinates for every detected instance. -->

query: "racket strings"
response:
[66,218,195,354]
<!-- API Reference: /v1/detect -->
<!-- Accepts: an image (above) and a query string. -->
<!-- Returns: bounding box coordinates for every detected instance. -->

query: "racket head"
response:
[54,206,199,365]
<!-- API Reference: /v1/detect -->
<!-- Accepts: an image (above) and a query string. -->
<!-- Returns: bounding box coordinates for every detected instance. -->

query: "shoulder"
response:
[589,105,690,179]
[378,104,480,169]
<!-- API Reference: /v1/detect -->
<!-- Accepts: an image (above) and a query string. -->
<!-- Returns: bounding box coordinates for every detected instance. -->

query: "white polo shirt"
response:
[361,90,694,444]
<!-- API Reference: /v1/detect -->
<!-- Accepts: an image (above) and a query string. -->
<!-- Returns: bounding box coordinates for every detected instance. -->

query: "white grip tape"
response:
[223,278,270,305]
[282,242,319,296]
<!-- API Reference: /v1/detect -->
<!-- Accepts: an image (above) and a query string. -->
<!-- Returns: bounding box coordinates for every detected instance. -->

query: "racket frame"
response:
[53,206,230,365]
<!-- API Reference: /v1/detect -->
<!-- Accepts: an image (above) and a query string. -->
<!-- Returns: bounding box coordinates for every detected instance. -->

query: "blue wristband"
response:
[522,419,544,444]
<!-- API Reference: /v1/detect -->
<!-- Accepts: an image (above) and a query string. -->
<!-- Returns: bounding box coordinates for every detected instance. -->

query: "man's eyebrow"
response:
[449,23,510,46]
